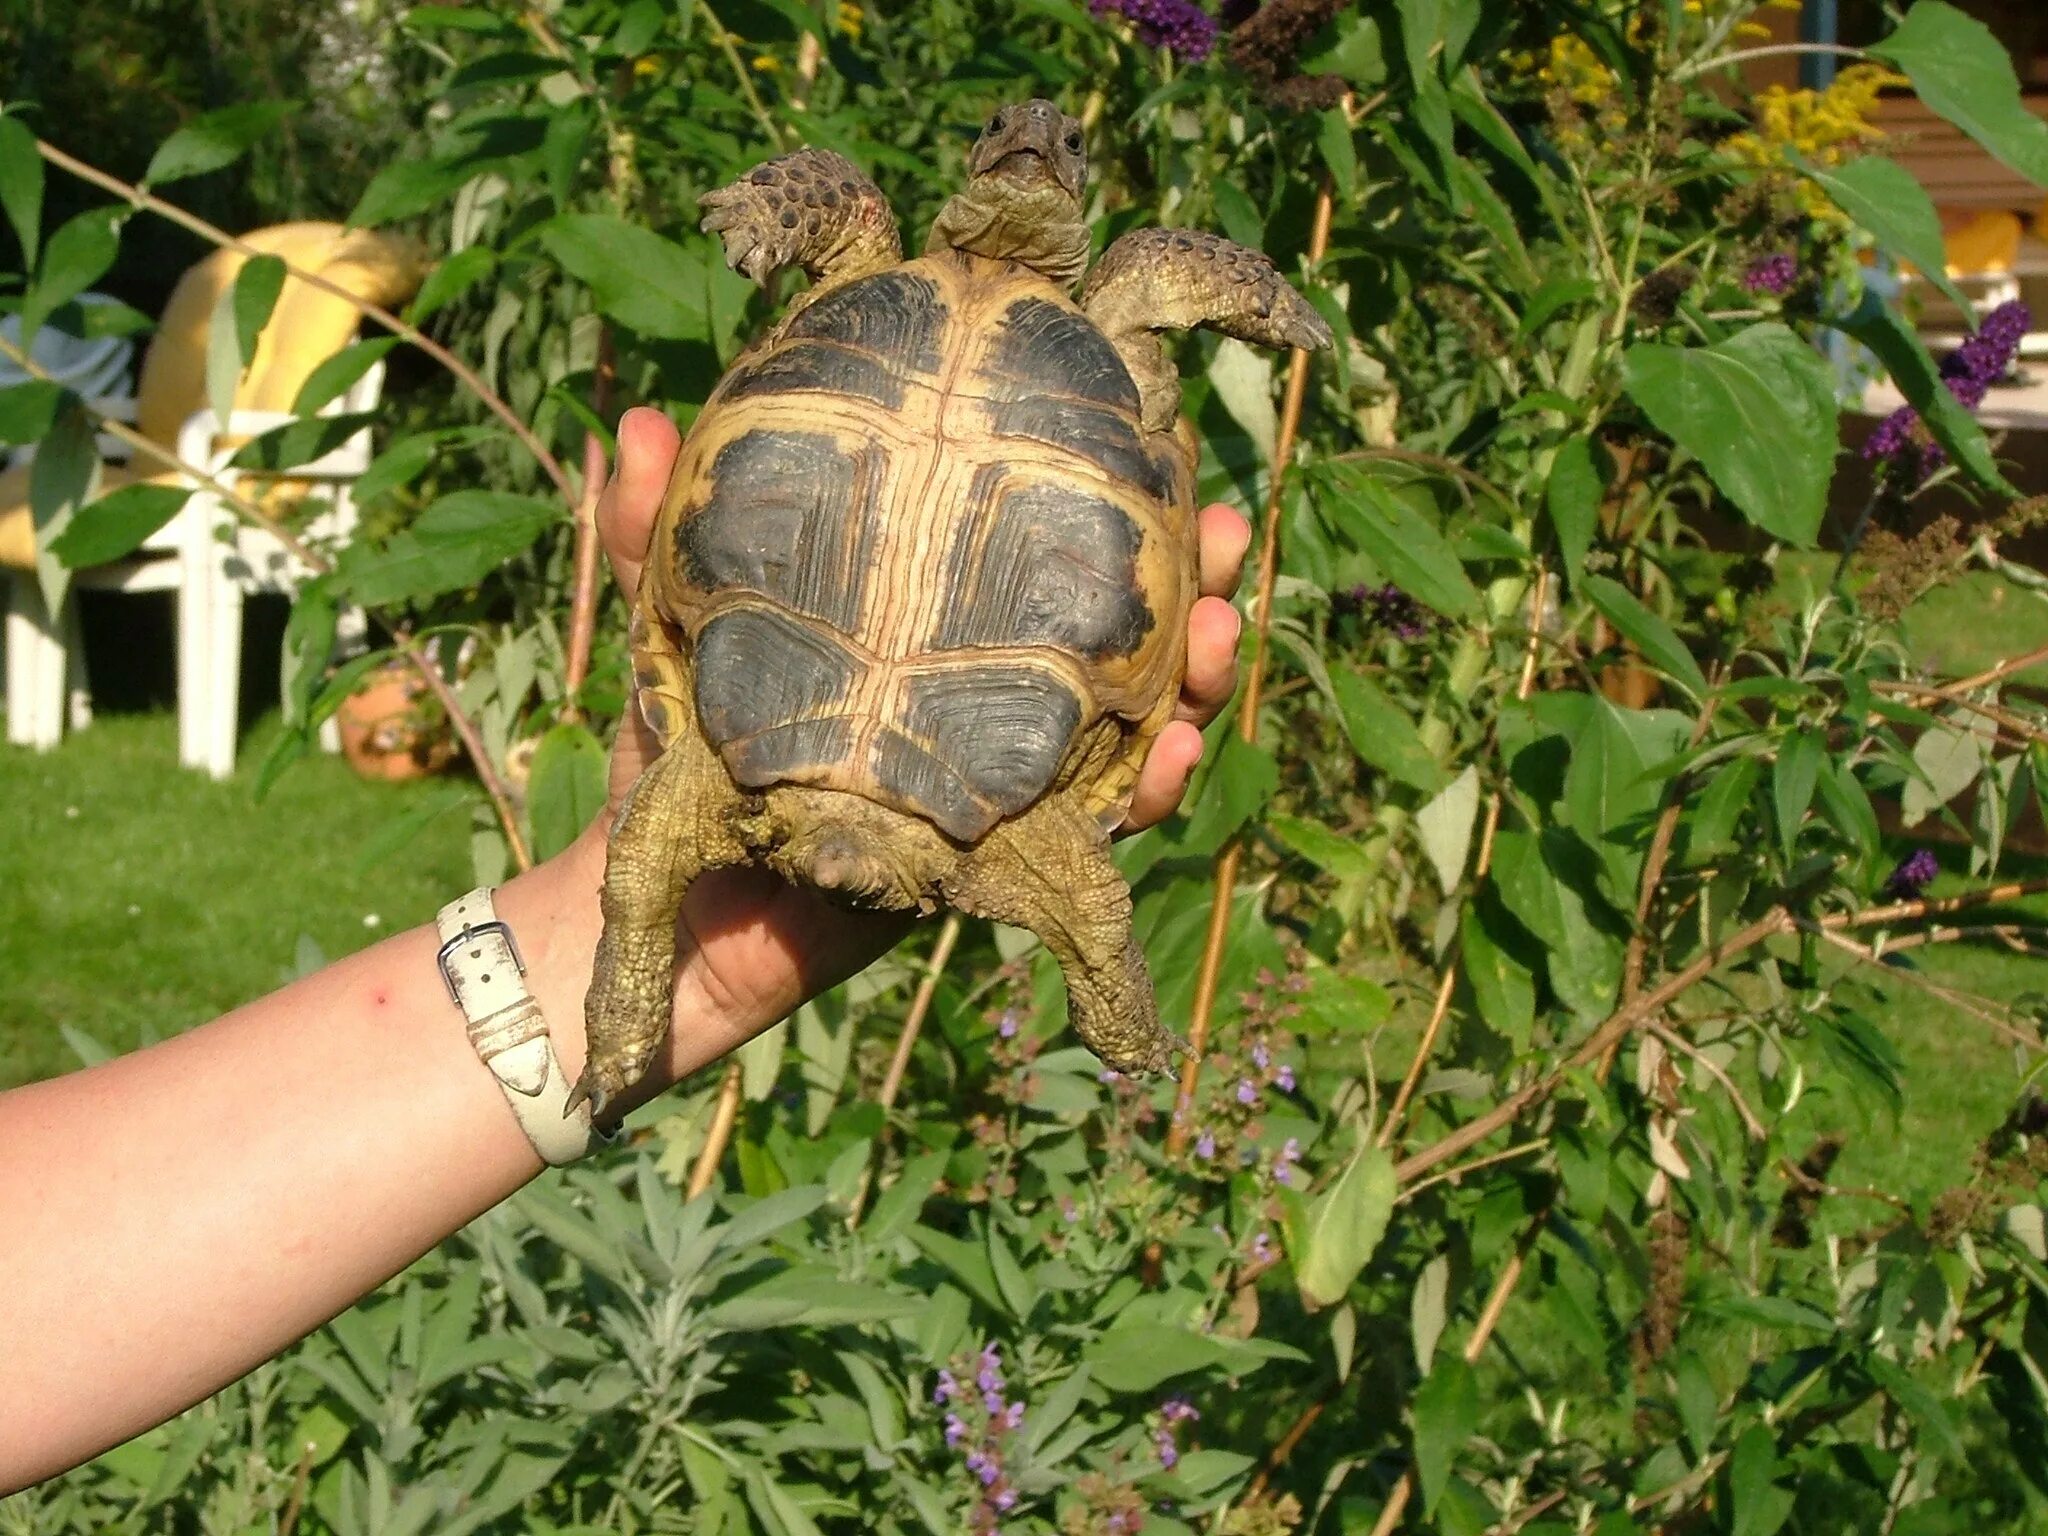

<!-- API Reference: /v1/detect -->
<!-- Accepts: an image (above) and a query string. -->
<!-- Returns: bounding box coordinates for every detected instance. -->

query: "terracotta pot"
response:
[335,661,456,782]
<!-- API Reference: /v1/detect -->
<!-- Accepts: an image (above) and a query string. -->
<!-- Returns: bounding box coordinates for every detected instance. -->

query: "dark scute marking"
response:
[935,474,1156,660]
[986,298,1139,412]
[677,430,878,629]
[783,270,945,377]
[723,716,855,787]
[869,730,991,842]
[988,395,1175,503]
[639,695,672,737]
[693,608,860,771]
[722,339,905,409]
[889,668,1082,837]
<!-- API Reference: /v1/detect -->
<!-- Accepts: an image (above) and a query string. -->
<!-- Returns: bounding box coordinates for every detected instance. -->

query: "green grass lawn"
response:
[0,709,472,1088]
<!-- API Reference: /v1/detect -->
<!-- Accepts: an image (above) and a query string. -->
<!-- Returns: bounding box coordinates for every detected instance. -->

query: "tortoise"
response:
[571,97,1331,1116]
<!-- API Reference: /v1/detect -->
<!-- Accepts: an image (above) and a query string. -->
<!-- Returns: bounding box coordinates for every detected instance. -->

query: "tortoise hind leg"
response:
[943,793,1182,1077]
[1081,227,1334,431]
[699,148,902,302]
[573,721,750,1119]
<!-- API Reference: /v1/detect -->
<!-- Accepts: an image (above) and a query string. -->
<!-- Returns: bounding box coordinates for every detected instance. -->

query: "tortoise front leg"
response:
[1081,228,1334,431]
[572,722,750,1119]
[699,148,902,301]
[943,794,1183,1077]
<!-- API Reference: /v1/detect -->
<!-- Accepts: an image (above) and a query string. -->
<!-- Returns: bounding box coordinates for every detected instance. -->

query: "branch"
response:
[1396,910,1793,1186]
[686,1060,746,1198]
[1674,42,1867,81]
[1801,920,2046,1051]
[1166,172,1336,1152]
[1825,877,2048,931]
[33,135,577,509]
[876,914,963,1111]
[1650,1023,1765,1141]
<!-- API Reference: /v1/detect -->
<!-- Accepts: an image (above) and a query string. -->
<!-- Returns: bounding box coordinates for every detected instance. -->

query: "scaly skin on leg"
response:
[572,723,751,1119]
[699,148,902,303]
[943,793,1183,1077]
[1080,227,1335,431]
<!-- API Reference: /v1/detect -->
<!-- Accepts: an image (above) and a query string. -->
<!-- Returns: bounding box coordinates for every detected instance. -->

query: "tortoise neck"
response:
[926,181,1090,289]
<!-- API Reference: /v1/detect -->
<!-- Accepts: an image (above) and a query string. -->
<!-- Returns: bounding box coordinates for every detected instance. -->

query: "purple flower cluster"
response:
[1743,252,1797,295]
[1089,0,1219,61]
[1153,1396,1201,1468]
[1339,582,1434,640]
[1864,300,2032,485]
[1883,847,1940,900]
[938,1345,1025,1525]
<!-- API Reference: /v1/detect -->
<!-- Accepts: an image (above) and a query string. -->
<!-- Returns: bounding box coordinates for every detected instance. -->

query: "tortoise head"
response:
[968,98,1086,201]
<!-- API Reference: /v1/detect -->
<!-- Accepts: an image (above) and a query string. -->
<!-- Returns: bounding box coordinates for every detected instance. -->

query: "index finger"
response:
[595,406,683,597]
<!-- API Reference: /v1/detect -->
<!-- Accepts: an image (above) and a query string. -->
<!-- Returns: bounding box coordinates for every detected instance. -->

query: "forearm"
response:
[0,827,736,1489]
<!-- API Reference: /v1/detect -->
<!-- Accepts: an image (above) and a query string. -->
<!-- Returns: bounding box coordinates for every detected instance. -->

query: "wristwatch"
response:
[435,887,612,1166]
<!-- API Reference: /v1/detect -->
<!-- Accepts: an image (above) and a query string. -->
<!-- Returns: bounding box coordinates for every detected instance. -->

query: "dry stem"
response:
[1166,173,1336,1150]
[687,1060,746,1198]
[877,914,964,1111]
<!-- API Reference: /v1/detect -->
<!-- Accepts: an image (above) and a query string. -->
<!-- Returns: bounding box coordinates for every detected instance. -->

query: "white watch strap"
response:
[435,887,608,1167]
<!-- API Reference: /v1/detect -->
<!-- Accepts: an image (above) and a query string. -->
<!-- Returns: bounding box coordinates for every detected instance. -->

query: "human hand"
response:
[566,406,1251,1064]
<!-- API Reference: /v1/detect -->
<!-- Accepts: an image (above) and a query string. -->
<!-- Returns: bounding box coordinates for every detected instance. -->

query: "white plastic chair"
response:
[1,223,425,775]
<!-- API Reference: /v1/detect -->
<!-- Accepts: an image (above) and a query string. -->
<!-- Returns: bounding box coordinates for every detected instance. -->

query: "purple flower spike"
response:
[1884,848,1940,900]
[966,1448,999,1485]
[1161,1396,1200,1423]
[1154,1426,1180,1468]
[998,1009,1020,1039]
[1276,1065,1296,1092]
[1196,1129,1216,1159]
[1003,1400,1025,1430]
[1251,1042,1271,1070]
[1089,0,1219,60]
[994,1486,1019,1511]
[1236,1078,1258,1106]
[944,1413,968,1447]
[1744,252,1797,295]
[934,1370,957,1405]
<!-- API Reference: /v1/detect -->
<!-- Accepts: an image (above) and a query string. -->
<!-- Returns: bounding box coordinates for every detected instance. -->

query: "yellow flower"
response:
[1539,33,1616,108]
[1724,63,1907,217]
[836,1,863,38]
[751,52,781,72]
[632,55,659,78]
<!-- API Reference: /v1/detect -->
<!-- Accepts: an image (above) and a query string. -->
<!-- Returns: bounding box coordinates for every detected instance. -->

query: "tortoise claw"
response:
[564,1070,610,1123]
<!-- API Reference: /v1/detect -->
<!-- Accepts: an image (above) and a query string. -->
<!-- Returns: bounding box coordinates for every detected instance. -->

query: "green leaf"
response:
[1675,1354,1717,1461]
[22,207,121,343]
[280,583,338,729]
[1772,729,1823,860]
[145,102,295,185]
[1329,666,1448,791]
[1798,154,1969,313]
[339,491,559,606]
[1872,1,2048,190]
[1831,290,2012,494]
[1411,1354,1478,1516]
[47,484,191,568]
[1461,896,1535,1049]
[233,254,287,366]
[528,722,608,860]
[0,380,64,444]
[1546,435,1601,588]
[1582,575,1709,701]
[1687,753,1760,861]
[1327,467,1481,618]
[29,402,98,611]
[293,337,399,416]
[409,246,498,323]
[1561,697,1687,904]
[1622,325,1837,545]
[0,113,45,269]
[1865,1355,1965,1462]
[1081,1326,1303,1393]
[1269,814,1372,885]
[1295,1144,1395,1308]
[1729,1423,1791,1536]
[540,213,708,340]
[1316,107,1358,203]
[1415,764,1480,893]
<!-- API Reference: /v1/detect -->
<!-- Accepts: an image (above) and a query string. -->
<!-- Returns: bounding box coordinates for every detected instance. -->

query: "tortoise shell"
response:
[636,251,1198,844]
